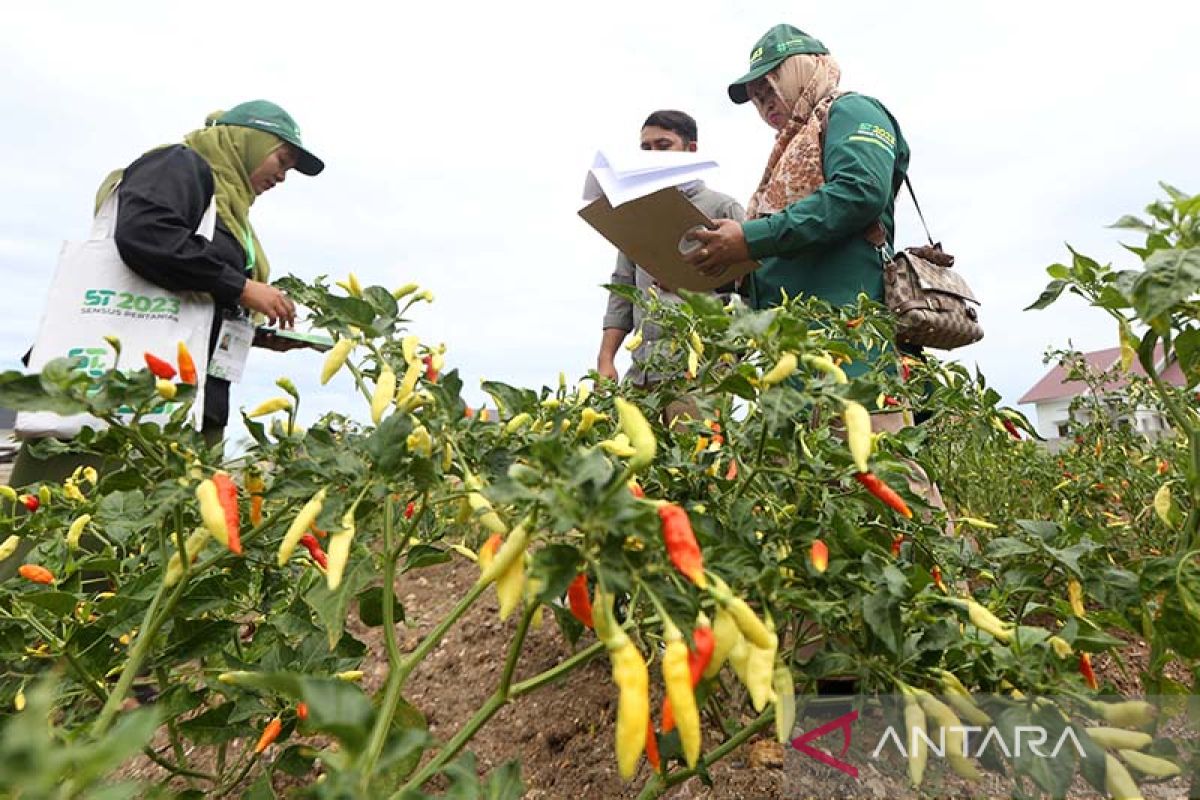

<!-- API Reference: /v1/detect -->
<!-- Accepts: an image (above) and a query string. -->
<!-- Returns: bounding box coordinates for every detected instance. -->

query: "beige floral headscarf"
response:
[746,54,844,218]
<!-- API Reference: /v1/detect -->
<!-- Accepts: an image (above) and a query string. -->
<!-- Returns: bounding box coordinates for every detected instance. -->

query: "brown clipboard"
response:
[578,187,758,292]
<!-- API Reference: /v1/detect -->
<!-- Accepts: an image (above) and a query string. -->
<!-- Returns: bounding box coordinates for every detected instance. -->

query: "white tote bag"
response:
[16,189,217,438]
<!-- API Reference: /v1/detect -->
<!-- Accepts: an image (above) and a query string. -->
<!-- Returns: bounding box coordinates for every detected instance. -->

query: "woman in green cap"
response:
[10,100,324,487]
[684,24,910,346]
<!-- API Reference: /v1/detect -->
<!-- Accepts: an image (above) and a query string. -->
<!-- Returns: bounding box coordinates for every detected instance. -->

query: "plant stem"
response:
[394,604,538,794]
[92,580,169,735]
[359,577,489,783]
[381,499,404,668]
[634,710,774,800]
[510,639,605,697]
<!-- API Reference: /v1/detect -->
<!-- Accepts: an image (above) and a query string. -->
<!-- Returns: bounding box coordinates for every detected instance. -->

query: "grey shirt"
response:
[602,181,745,384]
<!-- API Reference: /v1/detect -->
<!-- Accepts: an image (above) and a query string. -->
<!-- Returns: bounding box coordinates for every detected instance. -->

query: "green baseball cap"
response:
[727,24,829,104]
[216,100,324,176]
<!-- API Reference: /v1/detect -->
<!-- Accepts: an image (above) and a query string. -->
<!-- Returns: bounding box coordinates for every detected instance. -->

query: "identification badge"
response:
[208,317,254,383]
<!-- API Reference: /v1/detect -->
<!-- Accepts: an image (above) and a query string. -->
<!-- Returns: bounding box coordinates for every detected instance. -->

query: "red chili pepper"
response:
[144,352,177,380]
[20,494,39,512]
[566,573,594,628]
[18,564,54,585]
[890,534,904,557]
[177,342,197,385]
[711,433,724,446]
[422,354,438,382]
[725,459,739,481]
[1002,419,1021,440]
[662,625,715,732]
[404,501,415,520]
[1079,652,1099,690]
[1158,460,1170,475]
[657,504,705,587]
[299,534,328,569]
[628,481,645,499]
[883,395,901,407]
[296,702,309,721]
[211,472,242,555]
[254,717,283,754]
[855,472,913,519]
[931,565,947,592]
[899,359,911,382]
[645,718,661,770]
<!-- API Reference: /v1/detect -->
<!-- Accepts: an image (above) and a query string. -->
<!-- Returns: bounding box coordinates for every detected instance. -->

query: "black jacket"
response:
[114,145,248,430]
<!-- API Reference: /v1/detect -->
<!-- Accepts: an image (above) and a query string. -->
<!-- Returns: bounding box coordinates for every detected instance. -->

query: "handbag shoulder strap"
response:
[903,176,935,247]
[865,174,936,250]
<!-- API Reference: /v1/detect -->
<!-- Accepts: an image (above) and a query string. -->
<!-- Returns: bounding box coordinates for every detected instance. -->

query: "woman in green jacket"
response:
[685,24,910,326]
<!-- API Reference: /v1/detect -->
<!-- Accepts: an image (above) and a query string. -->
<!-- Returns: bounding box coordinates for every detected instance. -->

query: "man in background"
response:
[596,110,744,389]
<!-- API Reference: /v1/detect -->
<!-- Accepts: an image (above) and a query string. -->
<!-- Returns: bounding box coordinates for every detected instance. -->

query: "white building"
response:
[1018,346,1183,445]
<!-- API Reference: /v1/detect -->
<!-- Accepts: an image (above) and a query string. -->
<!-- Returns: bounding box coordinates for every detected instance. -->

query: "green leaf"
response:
[1045,263,1071,280]
[242,773,277,800]
[0,366,89,414]
[366,413,414,476]
[1108,214,1153,232]
[20,591,78,618]
[985,537,1038,559]
[483,760,525,800]
[324,295,378,328]
[178,703,238,744]
[480,381,538,415]
[304,557,371,650]
[357,585,404,628]
[529,544,582,603]
[1025,279,1067,311]
[300,678,375,755]
[1174,329,1200,387]
[402,545,452,574]
[862,593,902,655]
[1131,247,1200,325]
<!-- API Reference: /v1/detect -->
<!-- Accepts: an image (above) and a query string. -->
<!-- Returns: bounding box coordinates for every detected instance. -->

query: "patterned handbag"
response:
[868,178,983,350]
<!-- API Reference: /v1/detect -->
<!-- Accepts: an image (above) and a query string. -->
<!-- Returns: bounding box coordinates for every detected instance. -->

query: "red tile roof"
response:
[1019,345,1185,405]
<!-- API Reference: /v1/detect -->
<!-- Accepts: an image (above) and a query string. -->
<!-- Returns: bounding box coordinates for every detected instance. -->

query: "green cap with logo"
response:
[215,100,324,176]
[727,24,829,104]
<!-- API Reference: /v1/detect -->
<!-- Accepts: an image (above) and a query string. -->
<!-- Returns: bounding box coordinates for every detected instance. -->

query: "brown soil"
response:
[119,558,1193,799]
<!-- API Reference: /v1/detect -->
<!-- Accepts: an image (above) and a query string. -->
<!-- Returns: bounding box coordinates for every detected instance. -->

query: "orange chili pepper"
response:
[176,342,197,385]
[645,718,661,770]
[855,472,913,519]
[254,717,283,754]
[18,564,54,585]
[211,472,242,555]
[657,504,705,587]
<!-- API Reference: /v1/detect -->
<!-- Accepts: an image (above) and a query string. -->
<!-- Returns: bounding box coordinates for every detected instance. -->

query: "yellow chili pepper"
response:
[600,434,638,458]
[0,535,20,562]
[392,282,419,300]
[703,607,740,679]
[608,631,650,780]
[164,529,211,587]
[467,493,507,535]
[278,489,328,567]
[477,520,529,586]
[743,620,778,712]
[66,514,91,550]
[155,379,177,400]
[247,397,292,418]
[1086,727,1153,750]
[1118,749,1179,778]
[401,335,420,365]
[1153,484,1173,527]
[576,408,607,436]
[843,400,872,472]
[624,328,644,352]
[325,507,357,590]
[801,353,847,384]
[369,366,396,424]
[662,627,701,766]
[774,662,796,743]
[1088,699,1157,729]
[614,398,656,470]
[320,338,355,385]
[902,687,927,788]
[916,689,981,780]
[1105,753,1145,798]
[760,353,799,386]
[196,479,229,548]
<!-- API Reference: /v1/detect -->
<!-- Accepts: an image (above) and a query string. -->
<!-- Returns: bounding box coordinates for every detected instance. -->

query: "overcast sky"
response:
[3,1,1199,442]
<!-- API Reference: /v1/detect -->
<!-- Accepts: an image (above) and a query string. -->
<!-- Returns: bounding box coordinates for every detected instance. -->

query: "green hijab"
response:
[95,113,283,283]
